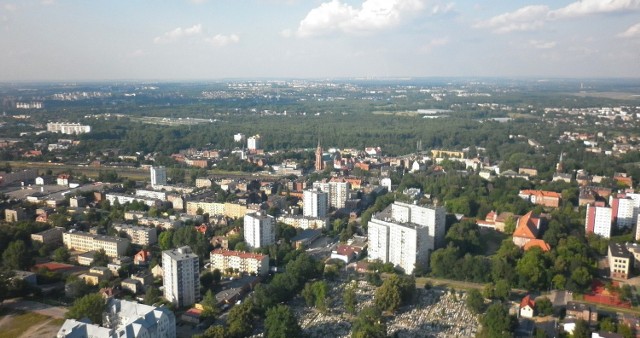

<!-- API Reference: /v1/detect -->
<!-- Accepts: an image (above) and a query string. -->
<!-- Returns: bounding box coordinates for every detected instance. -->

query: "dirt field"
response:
[0,310,65,338]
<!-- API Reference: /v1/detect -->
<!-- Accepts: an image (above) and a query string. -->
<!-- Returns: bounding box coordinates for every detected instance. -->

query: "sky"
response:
[0,0,639,81]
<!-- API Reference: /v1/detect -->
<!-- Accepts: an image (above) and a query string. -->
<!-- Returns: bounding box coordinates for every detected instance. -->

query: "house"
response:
[512,211,542,248]
[518,190,561,208]
[330,244,363,264]
[121,278,141,294]
[523,239,551,252]
[476,210,516,232]
[520,295,535,318]
[566,302,598,324]
[609,243,632,280]
[134,249,152,266]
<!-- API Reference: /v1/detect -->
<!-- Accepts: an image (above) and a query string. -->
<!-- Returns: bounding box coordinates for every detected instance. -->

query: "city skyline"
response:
[1,0,639,81]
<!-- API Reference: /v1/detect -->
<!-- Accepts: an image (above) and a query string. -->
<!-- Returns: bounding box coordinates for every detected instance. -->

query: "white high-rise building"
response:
[303,189,328,218]
[247,135,261,150]
[46,122,91,134]
[586,203,613,238]
[312,180,351,209]
[150,166,167,186]
[612,197,637,228]
[244,211,275,249]
[367,202,446,274]
[234,133,245,143]
[162,246,200,308]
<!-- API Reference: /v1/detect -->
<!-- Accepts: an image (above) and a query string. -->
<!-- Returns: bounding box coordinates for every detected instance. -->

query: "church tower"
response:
[315,140,324,171]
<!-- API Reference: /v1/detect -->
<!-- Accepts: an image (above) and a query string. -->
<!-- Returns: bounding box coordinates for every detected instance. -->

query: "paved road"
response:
[2,299,68,319]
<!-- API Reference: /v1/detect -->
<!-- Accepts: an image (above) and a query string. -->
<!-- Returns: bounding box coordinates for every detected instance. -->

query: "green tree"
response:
[200,290,219,320]
[158,231,174,250]
[2,240,32,270]
[143,286,161,305]
[91,249,109,267]
[477,303,516,338]
[536,297,553,316]
[202,325,226,338]
[466,289,485,314]
[573,319,590,338]
[200,271,214,290]
[227,301,255,338]
[343,282,357,315]
[65,293,107,325]
[53,247,70,263]
[375,278,401,312]
[351,306,386,338]
[265,305,302,338]
[617,323,634,338]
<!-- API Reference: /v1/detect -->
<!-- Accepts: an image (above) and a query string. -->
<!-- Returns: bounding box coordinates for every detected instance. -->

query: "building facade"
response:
[150,166,167,186]
[585,202,613,238]
[244,211,275,249]
[113,224,158,246]
[162,246,200,308]
[303,189,328,218]
[46,122,91,135]
[210,249,269,275]
[62,230,130,258]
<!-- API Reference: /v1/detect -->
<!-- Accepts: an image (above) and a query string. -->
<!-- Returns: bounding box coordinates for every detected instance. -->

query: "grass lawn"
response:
[0,311,63,338]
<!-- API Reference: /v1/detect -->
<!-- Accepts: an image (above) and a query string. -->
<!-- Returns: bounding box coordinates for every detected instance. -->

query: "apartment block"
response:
[46,122,91,134]
[303,189,328,218]
[162,246,200,308]
[609,242,631,280]
[31,226,65,245]
[113,223,158,246]
[585,202,613,238]
[210,249,269,276]
[150,166,167,186]
[244,211,275,249]
[62,230,130,258]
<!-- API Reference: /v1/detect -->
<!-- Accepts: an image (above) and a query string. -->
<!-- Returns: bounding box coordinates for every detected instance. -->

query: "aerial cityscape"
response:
[1,1,640,338]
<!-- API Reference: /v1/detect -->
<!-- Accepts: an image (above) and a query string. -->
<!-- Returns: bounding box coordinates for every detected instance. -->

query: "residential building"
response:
[113,224,157,246]
[608,242,631,280]
[150,166,167,186]
[69,196,87,208]
[210,249,269,275]
[46,122,91,135]
[162,246,200,308]
[519,295,535,318]
[247,134,261,150]
[31,226,64,245]
[610,194,640,228]
[367,202,446,274]
[276,214,329,230]
[135,189,167,201]
[586,202,613,238]
[625,242,640,268]
[105,193,161,208]
[303,189,328,218]
[565,302,598,324]
[5,208,26,223]
[56,298,176,338]
[512,211,543,248]
[518,190,561,208]
[244,211,275,249]
[62,230,130,258]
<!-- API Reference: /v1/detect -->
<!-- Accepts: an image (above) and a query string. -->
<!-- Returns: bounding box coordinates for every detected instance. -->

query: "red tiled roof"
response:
[33,262,75,272]
[520,295,535,309]
[211,249,266,260]
[513,211,540,240]
[524,239,551,252]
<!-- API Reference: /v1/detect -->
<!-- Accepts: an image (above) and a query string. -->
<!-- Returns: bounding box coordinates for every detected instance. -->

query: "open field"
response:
[0,310,65,338]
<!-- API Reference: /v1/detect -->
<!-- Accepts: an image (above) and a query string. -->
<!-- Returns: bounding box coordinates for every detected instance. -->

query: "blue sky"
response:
[1,0,639,81]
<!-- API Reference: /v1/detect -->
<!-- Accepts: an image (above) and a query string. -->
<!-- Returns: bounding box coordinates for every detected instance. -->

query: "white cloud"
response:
[474,5,549,33]
[294,0,427,37]
[476,0,640,34]
[205,33,240,47]
[549,0,640,19]
[421,36,449,52]
[153,24,203,44]
[529,40,556,49]
[430,3,454,15]
[128,49,145,58]
[618,22,640,38]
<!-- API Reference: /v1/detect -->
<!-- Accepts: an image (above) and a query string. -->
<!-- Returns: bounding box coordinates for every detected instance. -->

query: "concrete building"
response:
[162,246,200,308]
[62,230,130,258]
[244,211,275,249]
[210,249,269,276]
[247,135,261,150]
[113,224,158,246]
[367,202,446,274]
[5,208,26,223]
[611,195,640,228]
[609,242,631,280]
[135,189,167,201]
[106,193,161,208]
[303,189,328,218]
[586,202,613,238]
[57,298,176,338]
[312,180,351,209]
[46,122,91,135]
[518,190,561,208]
[150,166,167,186]
[31,226,64,245]
[276,214,329,230]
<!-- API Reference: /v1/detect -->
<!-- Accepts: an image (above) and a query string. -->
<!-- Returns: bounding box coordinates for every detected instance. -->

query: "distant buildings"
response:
[367,202,446,274]
[46,122,91,135]
[312,179,351,210]
[162,246,200,307]
[244,211,275,249]
[210,249,269,276]
[31,226,64,245]
[518,190,561,208]
[113,224,158,246]
[585,202,613,238]
[57,298,176,338]
[315,141,324,171]
[247,134,261,150]
[150,166,167,186]
[512,211,543,249]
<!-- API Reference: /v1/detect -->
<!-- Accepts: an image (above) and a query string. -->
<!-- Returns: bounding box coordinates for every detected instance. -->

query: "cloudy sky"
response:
[1,0,639,81]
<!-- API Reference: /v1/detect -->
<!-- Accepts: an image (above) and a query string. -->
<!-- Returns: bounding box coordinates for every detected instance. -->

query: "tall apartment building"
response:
[113,224,158,246]
[611,194,640,228]
[62,230,130,258]
[247,135,261,150]
[303,189,328,218]
[210,249,269,275]
[244,211,275,249]
[312,180,351,209]
[150,166,167,186]
[46,122,91,135]
[57,298,176,338]
[586,202,613,238]
[367,202,446,274]
[162,246,200,308]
